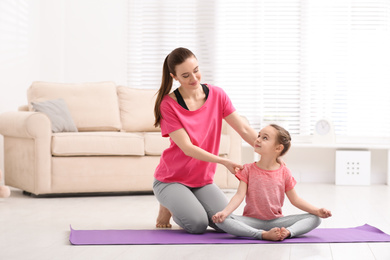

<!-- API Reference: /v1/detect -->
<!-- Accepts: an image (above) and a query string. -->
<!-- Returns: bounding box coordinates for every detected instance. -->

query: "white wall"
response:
[38,0,127,83]
[0,0,127,178]
[242,145,388,184]
[0,0,127,112]
[0,1,40,113]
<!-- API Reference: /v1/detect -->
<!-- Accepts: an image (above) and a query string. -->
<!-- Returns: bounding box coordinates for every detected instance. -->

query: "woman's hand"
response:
[277,157,286,166]
[212,211,229,223]
[169,129,243,174]
[220,158,243,175]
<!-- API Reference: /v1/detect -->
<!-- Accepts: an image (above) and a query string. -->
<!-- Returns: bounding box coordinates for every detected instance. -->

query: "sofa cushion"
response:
[31,98,78,133]
[144,132,230,156]
[117,86,160,132]
[144,132,170,155]
[27,81,121,131]
[52,132,144,156]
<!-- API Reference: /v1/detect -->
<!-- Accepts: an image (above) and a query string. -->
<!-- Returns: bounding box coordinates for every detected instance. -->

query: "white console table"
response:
[291,143,390,185]
[245,142,390,185]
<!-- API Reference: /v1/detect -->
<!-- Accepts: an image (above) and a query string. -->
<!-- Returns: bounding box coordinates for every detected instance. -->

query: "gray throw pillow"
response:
[31,98,78,133]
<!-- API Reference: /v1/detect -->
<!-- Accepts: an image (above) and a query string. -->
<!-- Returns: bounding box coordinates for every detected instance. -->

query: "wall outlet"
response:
[335,150,371,185]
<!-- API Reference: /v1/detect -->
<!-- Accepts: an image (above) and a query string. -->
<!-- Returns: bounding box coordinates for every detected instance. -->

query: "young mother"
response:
[153,47,257,234]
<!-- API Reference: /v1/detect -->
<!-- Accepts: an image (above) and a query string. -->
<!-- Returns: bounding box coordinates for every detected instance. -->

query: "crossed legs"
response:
[216,213,321,240]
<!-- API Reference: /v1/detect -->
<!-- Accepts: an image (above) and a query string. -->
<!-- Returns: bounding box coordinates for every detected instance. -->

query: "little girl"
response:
[212,124,332,241]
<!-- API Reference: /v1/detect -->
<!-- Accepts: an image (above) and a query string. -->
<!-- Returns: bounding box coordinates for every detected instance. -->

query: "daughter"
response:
[212,124,332,241]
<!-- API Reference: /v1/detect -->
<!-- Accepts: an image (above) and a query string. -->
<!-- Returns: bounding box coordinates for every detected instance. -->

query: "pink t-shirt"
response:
[236,162,297,220]
[154,84,235,187]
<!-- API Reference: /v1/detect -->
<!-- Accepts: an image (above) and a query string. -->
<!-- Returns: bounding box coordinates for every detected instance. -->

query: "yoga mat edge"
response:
[69,224,390,245]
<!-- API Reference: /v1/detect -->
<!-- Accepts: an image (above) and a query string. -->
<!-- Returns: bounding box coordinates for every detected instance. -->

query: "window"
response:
[127,0,216,91]
[300,0,390,138]
[127,0,390,139]
[0,0,30,66]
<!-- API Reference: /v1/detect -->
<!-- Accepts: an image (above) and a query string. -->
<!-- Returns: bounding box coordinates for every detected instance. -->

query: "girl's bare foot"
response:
[156,204,172,228]
[280,227,291,240]
[262,227,281,241]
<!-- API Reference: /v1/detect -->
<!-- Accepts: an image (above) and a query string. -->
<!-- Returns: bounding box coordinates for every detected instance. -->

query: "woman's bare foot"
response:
[156,204,172,228]
[280,227,291,240]
[262,227,281,241]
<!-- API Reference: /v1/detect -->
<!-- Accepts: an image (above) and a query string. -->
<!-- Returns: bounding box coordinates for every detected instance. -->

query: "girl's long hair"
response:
[154,47,196,127]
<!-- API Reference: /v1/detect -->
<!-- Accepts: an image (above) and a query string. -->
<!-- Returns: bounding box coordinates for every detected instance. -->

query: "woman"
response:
[153,47,257,234]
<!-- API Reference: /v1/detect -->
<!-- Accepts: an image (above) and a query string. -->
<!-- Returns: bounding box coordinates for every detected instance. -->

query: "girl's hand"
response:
[212,211,228,223]
[317,208,332,218]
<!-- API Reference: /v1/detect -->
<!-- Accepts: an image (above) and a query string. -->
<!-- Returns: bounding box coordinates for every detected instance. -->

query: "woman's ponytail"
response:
[154,55,173,127]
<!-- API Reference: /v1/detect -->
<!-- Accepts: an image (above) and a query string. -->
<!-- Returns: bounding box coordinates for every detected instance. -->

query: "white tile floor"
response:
[1,184,390,260]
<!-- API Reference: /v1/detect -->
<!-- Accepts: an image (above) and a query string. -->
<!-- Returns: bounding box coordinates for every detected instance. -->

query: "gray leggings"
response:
[153,179,228,234]
[216,213,321,239]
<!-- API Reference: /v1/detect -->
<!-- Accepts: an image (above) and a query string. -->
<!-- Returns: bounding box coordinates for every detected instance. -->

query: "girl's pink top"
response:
[236,163,297,220]
[154,84,235,187]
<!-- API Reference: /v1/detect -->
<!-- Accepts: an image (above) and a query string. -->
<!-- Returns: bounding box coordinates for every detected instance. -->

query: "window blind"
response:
[127,0,390,139]
[127,0,216,90]
[214,0,302,134]
[301,0,390,137]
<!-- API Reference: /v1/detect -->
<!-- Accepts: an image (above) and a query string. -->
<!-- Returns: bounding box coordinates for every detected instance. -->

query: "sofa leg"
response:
[23,191,36,197]
[22,190,154,198]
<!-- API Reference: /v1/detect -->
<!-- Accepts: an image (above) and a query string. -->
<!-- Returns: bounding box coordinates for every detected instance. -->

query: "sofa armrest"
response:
[0,111,52,194]
[0,111,52,138]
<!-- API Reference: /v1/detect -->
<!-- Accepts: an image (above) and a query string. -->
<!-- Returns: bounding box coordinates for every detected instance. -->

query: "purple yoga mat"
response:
[69,224,390,245]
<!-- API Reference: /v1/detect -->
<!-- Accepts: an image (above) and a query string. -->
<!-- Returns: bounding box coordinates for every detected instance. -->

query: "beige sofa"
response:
[0,81,241,196]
